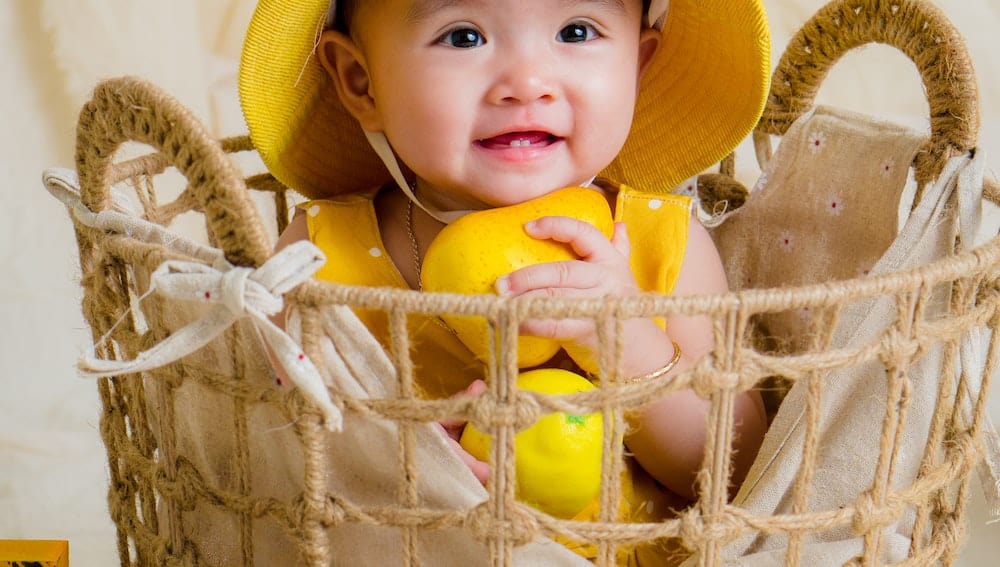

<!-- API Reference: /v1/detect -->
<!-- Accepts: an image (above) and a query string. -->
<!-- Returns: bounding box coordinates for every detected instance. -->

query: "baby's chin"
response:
[487,183,596,208]
[491,176,603,204]
[417,172,603,211]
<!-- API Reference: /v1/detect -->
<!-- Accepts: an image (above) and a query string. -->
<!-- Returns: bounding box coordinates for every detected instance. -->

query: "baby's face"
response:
[349,0,657,211]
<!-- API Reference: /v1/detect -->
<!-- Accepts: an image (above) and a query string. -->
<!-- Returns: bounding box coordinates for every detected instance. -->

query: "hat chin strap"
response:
[363,130,469,224]
[648,0,668,29]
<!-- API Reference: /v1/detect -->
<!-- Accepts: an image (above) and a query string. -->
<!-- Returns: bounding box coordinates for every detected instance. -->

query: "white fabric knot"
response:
[78,240,343,431]
[221,267,252,315]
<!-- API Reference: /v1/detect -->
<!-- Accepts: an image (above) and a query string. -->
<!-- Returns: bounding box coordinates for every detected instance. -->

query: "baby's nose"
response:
[487,52,559,105]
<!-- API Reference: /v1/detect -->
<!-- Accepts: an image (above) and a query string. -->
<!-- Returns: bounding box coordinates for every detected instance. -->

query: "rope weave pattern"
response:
[66,2,999,564]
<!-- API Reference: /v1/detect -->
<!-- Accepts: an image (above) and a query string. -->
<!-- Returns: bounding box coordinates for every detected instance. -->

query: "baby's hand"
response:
[435,379,489,485]
[497,216,636,299]
[496,217,658,370]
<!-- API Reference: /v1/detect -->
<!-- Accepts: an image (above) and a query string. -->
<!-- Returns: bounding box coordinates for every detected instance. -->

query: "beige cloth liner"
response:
[145,272,587,564]
[711,106,926,353]
[690,106,990,564]
[150,311,586,566]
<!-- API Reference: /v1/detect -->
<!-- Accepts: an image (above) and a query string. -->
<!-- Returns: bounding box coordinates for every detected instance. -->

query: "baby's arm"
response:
[500,215,767,501]
[622,220,766,501]
[275,210,310,254]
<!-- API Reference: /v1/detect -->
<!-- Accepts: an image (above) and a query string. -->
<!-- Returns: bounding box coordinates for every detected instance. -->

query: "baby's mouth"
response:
[477,131,561,150]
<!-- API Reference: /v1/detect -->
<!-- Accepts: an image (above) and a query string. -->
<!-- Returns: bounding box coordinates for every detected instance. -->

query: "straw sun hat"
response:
[239,0,771,201]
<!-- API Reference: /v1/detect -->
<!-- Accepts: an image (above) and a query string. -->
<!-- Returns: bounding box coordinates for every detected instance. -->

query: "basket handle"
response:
[75,76,272,268]
[753,0,980,186]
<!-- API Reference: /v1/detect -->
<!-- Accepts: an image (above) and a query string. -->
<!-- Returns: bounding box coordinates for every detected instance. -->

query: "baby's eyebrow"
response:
[405,0,474,23]
[406,0,628,23]
[565,0,627,12]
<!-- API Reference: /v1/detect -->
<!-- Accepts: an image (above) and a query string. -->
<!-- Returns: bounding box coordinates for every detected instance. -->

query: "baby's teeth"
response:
[510,138,530,147]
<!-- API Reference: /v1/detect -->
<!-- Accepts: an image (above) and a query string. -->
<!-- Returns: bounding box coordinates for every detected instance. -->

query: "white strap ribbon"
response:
[78,240,343,431]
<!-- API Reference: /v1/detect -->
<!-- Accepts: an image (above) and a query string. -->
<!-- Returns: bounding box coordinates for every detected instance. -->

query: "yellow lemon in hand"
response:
[459,368,603,519]
[422,187,614,368]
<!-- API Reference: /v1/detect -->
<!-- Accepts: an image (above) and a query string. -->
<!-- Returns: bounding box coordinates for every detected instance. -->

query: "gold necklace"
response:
[405,198,423,290]
[406,198,464,340]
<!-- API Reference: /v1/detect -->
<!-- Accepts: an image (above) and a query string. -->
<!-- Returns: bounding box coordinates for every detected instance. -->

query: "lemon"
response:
[459,368,603,519]
[421,187,614,368]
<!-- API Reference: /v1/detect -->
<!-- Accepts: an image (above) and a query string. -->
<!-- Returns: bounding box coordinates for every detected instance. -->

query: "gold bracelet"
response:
[620,340,682,384]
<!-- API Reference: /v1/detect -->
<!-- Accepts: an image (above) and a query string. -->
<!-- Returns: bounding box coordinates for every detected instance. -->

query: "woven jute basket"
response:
[49,0,1000,565]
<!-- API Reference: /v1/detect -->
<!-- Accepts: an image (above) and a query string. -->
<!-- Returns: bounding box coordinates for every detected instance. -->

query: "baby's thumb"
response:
[611,222,631,258]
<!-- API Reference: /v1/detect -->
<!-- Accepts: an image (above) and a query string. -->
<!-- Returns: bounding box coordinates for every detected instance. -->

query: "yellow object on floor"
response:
[0,540,69,567]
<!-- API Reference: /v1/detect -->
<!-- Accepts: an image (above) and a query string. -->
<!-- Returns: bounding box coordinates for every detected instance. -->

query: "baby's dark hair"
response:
[330,0,357,35]
[331,0,654,35]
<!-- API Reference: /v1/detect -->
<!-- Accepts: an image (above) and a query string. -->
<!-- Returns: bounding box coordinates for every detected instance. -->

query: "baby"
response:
[240,0,771,557]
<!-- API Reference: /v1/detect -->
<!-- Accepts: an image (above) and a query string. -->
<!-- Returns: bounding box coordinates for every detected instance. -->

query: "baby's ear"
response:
[636,27,661,87]
[318,30,382,131]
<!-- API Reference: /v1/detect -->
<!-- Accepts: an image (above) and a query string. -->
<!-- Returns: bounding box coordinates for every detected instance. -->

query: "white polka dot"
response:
[645,500,655,515]
[368,247,382,257]
[307,205,321,217]
[648,199,663,210]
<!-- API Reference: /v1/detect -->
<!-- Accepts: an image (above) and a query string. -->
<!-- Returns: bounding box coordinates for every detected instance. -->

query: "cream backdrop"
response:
[1,1,998,565]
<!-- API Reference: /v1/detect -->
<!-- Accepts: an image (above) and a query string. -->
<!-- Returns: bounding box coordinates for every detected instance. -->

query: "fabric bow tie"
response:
[78,240,342,431]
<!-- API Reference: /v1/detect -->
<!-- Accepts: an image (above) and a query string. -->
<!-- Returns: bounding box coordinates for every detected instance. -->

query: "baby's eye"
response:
[557,22,599,43]
[438,27,485,48]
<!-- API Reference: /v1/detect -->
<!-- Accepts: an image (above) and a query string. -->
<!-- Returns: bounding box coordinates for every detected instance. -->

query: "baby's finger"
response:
[433,422,489,484]
[448,434,490,485]
[437,380,488,438]
[462,379,488,396]
[611,222,631,258]
[437,419,465,440]
[497,260,599,296]
[519,316,593,341]
[525,216,617,261]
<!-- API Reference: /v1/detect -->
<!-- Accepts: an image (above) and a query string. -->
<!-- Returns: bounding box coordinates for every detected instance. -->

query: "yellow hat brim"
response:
[239,0,770,199]
[603,0,772,191]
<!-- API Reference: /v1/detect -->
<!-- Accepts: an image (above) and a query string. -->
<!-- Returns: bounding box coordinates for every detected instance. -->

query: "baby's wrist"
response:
[579,318,679,380]
[619,318,676,374]
[617,340,681,384]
